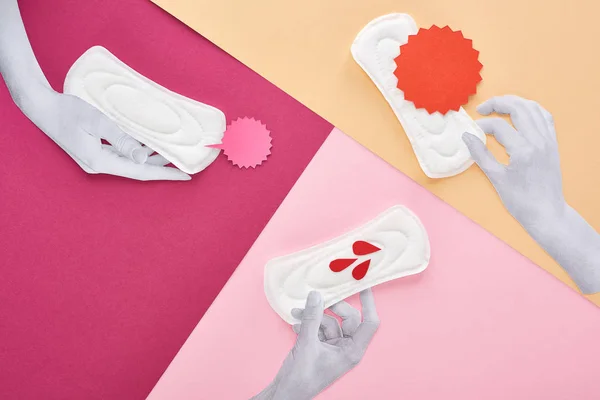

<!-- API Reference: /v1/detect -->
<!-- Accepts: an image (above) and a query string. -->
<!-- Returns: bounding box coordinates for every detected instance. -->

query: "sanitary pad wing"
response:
[265,205,430,324]
[351,14,486,178]
[64,46,226,174]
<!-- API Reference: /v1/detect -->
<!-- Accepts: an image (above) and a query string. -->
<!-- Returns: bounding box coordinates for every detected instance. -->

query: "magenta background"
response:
[0,0,332,399]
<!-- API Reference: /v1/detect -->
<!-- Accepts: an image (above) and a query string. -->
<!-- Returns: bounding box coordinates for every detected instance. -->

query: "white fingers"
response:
[477,95,520,116]
[529,101,557,141]
[291,308,303,321]
[292,321,328,341]
[77,98,147,163]
[526,100,553,140]
[128,164,191,181]
[292,322,326,341]
[94,116,147,164]
[143,146,156,156]
[477,95,534,119]
[330,300,361,336]
[477,95,544,147]
[100,145,182,177]
[476,118,522,154]
[101,144,120,155]
[292,308,342,341]
[321,314,343,340]
[462,133,505,181]
[146,154,171,166]
[352,289,380,349]
[542,108,555,129]
[97,147,190,181]
[358,289,379,324]
[298,291,324,344]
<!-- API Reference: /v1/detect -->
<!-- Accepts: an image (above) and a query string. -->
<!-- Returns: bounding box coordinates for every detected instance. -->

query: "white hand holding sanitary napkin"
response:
[463,96,600,294]
[22,91,192,181]
[0,1,189,181]
[64,46,226,175]
[253,291,379,400]
[264,205,430,324]
[351,13,486,178]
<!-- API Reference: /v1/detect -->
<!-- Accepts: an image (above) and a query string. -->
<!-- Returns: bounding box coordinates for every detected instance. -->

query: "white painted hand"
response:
[463,95,564,228]
[463,95,600,293]
[253,290,380,400]
[20,89,190,181]
[0,0,189,181]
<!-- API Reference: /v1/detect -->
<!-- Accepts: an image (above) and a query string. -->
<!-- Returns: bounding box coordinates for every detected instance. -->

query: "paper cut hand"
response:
[252,290,380,400]
[463,95,600,293]
[0,0,189,181]
[463,95,565,229]
[19,90,191,181]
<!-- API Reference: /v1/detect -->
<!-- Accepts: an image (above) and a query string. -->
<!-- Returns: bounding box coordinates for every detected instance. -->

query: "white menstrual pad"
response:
[264,205,430,324]
[64,46,225,174]
[351,13,486,178]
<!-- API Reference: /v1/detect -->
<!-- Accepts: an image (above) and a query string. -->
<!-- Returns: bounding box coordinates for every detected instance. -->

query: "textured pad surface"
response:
[149,0,600,301]
[65,46,225,174]
[148,129,600,400]
[265,205,429,323]
[351,14,486,178]
[0,1,332,399]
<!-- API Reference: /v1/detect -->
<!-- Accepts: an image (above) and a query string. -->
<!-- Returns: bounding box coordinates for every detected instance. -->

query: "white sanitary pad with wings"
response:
[264,205,430,324]
[64,46,226,174]
[351,14,486,178]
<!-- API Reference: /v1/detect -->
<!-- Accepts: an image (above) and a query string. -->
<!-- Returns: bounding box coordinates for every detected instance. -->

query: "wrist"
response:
[17,77,54,105]
[519,200,568,240]
[251,381,278,400]
[271,380,314,400]
[524,202,600,293]
[10,82,56,128]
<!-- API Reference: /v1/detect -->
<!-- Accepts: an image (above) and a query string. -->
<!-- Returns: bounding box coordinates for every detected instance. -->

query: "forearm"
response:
[529,204,600,294]
[0,0,52,109]
[272,387,312,400]
[251,381,278,400]
[252,380,312,400]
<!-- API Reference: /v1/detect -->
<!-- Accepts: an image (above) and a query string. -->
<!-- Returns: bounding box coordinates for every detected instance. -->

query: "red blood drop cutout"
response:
[329,258,357,273]
[352,241,381,256]
[352,260,371,281]
[394,25,483,114]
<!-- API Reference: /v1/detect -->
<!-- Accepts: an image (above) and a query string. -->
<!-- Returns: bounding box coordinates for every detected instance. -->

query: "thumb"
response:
[298,291,324,344]
[462,132,504,179]
[87,109,147,164]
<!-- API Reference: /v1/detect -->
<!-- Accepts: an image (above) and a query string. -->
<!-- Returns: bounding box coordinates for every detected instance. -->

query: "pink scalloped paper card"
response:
[207,117,272,168]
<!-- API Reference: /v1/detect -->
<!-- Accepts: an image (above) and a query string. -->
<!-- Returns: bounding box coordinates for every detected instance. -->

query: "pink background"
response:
[0,1,331,399]
[149,129,600,400]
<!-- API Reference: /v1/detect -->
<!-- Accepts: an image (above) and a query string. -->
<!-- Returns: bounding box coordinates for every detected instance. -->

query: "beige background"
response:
[152,0,600,304]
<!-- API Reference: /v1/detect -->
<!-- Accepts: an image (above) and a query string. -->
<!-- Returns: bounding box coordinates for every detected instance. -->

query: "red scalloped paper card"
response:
[394,25,483,115]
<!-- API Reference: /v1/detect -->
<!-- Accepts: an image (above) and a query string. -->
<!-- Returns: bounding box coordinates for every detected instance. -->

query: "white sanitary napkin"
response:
[64,46,226,174]
[264,205,430,324]
[351,14,486,178]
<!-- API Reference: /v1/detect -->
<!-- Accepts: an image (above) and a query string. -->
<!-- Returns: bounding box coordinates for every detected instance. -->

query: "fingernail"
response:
[291,308,303,318]
[307,291,321,307]
[118,137,146,164]
[131,147,148,164]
